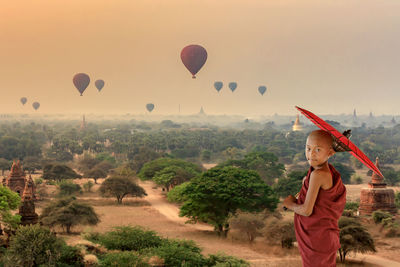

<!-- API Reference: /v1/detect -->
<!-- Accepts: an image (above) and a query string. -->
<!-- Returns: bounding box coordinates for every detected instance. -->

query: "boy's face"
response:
[305,133,335,168]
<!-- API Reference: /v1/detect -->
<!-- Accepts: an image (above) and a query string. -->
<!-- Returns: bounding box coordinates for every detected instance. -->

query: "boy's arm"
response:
[288,171,326,216]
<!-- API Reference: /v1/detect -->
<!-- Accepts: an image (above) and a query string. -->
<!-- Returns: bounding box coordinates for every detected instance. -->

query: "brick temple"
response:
[359,157,397,215]
[2,160,38,225]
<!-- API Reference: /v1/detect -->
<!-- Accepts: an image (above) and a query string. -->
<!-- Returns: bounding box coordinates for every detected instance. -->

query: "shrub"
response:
[345,202,359,211]
[4,224,84,267]
[395,192,400,209]
[166,182,190,203]
[372,210,392,224]
[206,253,250,267]
[83,181,94,193]
[34,178,43,185]
[58,181,82,197]
[86,226,163,251]
[229,212,265,242]
[262,218,295,248]
[99,251,149,267]
[141,239,206,267]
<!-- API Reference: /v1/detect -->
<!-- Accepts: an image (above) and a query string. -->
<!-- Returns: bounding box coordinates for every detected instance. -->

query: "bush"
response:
[395,192,400,209]
[229,212,265,242]
[351,175,363,184]
[262,218,295,248]
[83,181,94,193]
[86,226,163,251]
[34,178,44,185]
[167,182,190,203]
[345,202,359,211]
[99,251,150,267]
[372,210,392,224]
[342,210,355,217]
[58,181,82,197]
[141,239,206,267]
[206,253,250,267]
[4,224,84,267]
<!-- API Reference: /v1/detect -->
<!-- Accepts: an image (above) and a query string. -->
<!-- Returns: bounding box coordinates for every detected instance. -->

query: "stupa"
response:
[18,175,39,225]
[292,114,303,131]
[359,158,397,215]
[3,160,26,196]
[80,114,87,131]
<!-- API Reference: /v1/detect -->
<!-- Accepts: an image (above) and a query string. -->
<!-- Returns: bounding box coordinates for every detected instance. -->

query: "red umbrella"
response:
[296,106,383,178]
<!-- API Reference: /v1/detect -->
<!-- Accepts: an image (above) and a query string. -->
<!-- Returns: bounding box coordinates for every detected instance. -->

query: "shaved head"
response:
[307,130,333,148]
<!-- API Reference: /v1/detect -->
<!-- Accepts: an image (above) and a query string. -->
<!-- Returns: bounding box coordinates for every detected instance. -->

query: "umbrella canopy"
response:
[296,106,383,178]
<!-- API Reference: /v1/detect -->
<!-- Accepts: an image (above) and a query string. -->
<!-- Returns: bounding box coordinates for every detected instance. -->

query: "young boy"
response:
[283,130,346,267]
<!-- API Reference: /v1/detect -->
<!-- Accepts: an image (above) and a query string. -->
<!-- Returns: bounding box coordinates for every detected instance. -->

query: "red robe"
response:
[294,164,346,267]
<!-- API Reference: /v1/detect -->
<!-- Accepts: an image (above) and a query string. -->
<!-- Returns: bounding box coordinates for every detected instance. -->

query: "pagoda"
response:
[359,158,397,215]
[3,160,26,196]
[292,114,303,131]
[80,114,87,131]
[18,175,39,225]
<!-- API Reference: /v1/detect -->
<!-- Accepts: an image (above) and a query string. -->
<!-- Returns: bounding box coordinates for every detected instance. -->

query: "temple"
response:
[292,114,303,131]
[80,114,87,131]
[359,158,397,215]
[2,161,38,225]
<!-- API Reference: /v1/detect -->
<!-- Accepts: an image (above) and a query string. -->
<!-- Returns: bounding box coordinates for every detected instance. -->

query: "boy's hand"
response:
[283,195,297,209]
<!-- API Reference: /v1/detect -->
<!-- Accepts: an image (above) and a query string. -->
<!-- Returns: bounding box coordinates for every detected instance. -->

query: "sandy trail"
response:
[136,180,400,267]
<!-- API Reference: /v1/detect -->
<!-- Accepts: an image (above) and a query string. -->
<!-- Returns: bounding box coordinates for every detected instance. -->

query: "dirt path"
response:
[137,180,400,267]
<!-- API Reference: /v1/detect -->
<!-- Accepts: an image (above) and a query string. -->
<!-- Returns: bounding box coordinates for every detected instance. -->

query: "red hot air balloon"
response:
[20,97,27,105]
[180,45,207,78]
[73,73,90,96]
[32,102,40,110]
[95,79,105,92]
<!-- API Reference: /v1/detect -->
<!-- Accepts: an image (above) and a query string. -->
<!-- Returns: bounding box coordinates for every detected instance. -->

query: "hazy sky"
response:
[1,0,400,116]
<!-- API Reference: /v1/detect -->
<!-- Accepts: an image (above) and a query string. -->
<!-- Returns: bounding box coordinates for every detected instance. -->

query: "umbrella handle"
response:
[283,192,300,211]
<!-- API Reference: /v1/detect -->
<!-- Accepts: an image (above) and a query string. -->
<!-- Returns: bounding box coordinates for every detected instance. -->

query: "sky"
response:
[1,0,400,116]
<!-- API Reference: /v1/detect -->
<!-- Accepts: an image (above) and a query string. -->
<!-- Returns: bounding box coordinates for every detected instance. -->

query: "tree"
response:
[219,151,285,185]
[229,212,265,242]
[43,164,82,181]
[332,163,355,184]
[167,182,190,203]
[40,197,100,234]
[99,176,147,204]
[0,185,21,231]
[77,154,101,172]
[22,156,42,174]
[153,165,199,192]
[58,181,82,197]
[4,224,84,267]
[273,170,306,198]
[84,168,108,184]
[381,167,400,186]
[179,166,279,237]
[138,158,202,181]
[262,218,296,248]
[0,158,11,176]
[338,217,376,263]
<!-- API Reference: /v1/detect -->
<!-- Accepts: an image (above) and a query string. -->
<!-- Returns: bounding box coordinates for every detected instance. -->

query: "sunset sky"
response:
[1,0,400,116]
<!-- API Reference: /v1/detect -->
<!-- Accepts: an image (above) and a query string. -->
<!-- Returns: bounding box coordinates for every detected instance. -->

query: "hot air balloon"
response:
[20,97,27,105]
[180,45,207,78]
[214,81,223,92]
[258,86,267,95]
[228,82,237,92]
[95,79,105,92]
[32,102,40,110]
[146,103,155,112]
[73,73,90,96]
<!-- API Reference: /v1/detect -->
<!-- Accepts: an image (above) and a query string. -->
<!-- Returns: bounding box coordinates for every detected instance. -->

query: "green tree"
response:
[179,166,279,237]
[0,158,11,176]
[40,197,99,234]
[273,170,306,198]
[43,164,82,181]
[138,158,202,181]
[153,165,199,192]
[0,185,21,231]
[22,156,42,174]
[58,181,82,197]
[4,224,84,267]
[332,163,355,184]
[84,168,108,184]
[220,151,285,185]
[99,176,147,204]
[338,217,376,263]
[167,182,190,203]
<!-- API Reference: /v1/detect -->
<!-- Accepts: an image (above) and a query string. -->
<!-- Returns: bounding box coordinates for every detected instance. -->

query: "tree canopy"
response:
[179,166,279,236]
[99,176,147,204]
